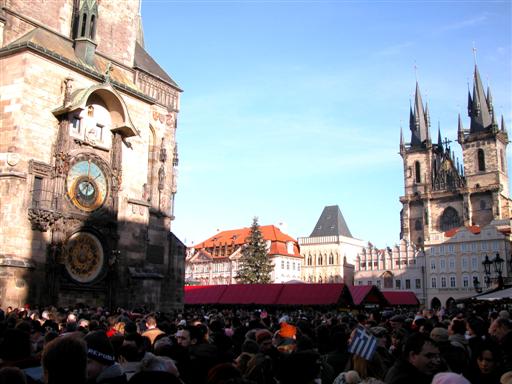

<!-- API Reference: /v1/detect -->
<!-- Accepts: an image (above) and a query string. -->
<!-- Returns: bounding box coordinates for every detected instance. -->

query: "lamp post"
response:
[483,254,492,288]
[493,253,504,289]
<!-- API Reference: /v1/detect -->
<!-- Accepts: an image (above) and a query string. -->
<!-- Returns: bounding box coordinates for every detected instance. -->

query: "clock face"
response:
[67,159,108,211]
[64,232,104,283]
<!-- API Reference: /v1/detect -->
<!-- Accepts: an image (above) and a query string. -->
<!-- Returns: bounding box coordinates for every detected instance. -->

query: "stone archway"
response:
[446,297,456,310]
[431,297,441,309]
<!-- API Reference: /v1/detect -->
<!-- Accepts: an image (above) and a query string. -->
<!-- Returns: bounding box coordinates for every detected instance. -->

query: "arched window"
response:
[478,149,485,171]
[415,219,423,230]
[89,15,96,39]
[318,255,322,265]
[382,271,393,288]
[80,13,87,37]
[329,253,334,265]
[415,161,421,183]
[440,207,461,231]
[307,254,312,266]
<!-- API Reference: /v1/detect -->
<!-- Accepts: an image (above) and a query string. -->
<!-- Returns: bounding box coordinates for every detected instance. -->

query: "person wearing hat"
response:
[84,330,126,384]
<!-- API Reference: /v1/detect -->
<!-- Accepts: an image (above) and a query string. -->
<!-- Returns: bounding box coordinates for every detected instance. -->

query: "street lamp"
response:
[493,253,504,289]
[483,254,492,288]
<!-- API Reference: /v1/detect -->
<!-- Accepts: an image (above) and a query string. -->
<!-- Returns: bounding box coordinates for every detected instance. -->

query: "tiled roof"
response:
[309,205,352,238]
[194,225,300,257]
[134,43,180,89]
[444,225,481,237]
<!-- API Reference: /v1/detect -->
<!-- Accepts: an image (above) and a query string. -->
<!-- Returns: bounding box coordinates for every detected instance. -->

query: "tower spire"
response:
[437,124,443,152]
[409,81,430,147]
[457,114,465,144]
[469,64,493,133]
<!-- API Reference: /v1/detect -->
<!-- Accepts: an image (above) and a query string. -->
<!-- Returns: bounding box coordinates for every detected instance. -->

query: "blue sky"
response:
[142,0,512,247]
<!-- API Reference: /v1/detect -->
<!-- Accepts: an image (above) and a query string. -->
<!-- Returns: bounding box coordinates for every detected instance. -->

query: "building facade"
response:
[353,239,426,304]
[399,64,512,307]
[185,225,302,285]
[0,0,184,310]
[299,206,366,285]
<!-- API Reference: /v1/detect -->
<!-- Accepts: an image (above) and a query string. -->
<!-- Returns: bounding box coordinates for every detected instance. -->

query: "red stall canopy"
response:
[184,285,228,305]
[276,283,347,305]
[382,291,419,306]
[349,285,387,306]
[219,284,284,305]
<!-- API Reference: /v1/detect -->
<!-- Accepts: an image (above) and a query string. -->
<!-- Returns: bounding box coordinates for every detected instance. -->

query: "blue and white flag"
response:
[348,326,378,360]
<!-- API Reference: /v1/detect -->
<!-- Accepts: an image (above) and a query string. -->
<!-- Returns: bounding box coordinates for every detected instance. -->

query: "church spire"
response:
[437,125,443,152]
[409,82,431,148]
[468,65,493,133]
[457,114,465,144]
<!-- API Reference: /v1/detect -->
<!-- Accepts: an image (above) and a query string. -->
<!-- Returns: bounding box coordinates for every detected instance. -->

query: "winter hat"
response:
[432,372,470,384]
[84,330,115,366]
[430,327,449,343]
[279,322,297,339]
[255,329,273,345]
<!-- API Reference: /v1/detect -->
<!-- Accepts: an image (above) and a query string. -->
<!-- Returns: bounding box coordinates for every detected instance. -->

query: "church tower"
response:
[400,82,466,246]
[458,65,510,225]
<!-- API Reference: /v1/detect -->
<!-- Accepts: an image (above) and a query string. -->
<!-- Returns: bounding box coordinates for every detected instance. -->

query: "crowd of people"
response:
[0,303,511,384]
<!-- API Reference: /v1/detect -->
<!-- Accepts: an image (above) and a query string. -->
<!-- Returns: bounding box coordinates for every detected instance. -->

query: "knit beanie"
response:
[84,330,115,366]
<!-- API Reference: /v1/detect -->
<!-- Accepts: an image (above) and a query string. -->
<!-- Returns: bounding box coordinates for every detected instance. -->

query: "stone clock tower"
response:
[0,0,185,310]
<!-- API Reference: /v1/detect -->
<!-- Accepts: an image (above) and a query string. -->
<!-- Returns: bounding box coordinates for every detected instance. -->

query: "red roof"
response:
[194,225,300,256]
[445,225,481,237]
[219,284,284,305]
[382,291,419,306]
[184,283,349,306]
[348,285,387,306]
[184,285,228,304]
[276,283,348,305]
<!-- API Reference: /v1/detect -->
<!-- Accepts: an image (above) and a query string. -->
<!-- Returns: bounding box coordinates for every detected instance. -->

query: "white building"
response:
[185,225,302,285]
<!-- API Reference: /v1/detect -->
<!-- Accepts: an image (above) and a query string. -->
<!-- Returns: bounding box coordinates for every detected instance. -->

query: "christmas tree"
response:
[236,217,274,284]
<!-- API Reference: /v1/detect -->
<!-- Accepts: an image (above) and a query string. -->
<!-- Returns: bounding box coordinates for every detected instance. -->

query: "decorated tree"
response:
[236,217,274,284]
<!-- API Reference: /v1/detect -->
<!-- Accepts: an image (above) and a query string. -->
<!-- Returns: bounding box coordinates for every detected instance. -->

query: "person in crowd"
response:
[127,353,180,384]
[84,330,127,384]
[432,372,471,384]
[385,333,441,384]
[41,334,88,384]
[466,341,502,384]
[489,317,512,372]
[141,315,164,345]
[0,367,27,384]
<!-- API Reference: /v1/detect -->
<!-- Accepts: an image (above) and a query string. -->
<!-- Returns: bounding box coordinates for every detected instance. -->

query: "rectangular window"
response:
[32,176,43,208]
[481,242,487,251]
[431,277,437,288]
[358,280,363,285]
[395,280,401,289]
[430,247,436,256]
[405,279,411,289]
[439,245,445,254]
[493,241,499,251]
[471,243,477,252]
[461,243,467,252]
[415,279,421,289]
[281,260,284,269]
[286,261,290,270]
[440,259,446,271]
[376,280,381,288]
[448,244,455,253]
[463,276,469,288]
[450,276,456,288]
[430,260,436,271]
[367,281,372,286]
[471,257,478,270]
[449,258,455,271]
[462,257,468,271]
[441,276,447,288]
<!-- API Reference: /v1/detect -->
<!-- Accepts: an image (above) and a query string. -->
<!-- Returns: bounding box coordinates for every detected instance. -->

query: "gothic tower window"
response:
[414,219,423,230]
[440,207,461,231]
[415,161,421,183]
[478,149,486,171]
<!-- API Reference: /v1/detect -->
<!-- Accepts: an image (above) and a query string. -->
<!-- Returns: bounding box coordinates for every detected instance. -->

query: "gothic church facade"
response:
[400,64,512,307]
[0,0,184,310]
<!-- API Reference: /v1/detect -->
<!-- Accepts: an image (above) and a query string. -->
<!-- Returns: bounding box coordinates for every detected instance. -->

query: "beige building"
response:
[354,239,426,304]
[299,205,366,285]
[186,225,302,285]
[0,0,184,310]
[400,65,512,308]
